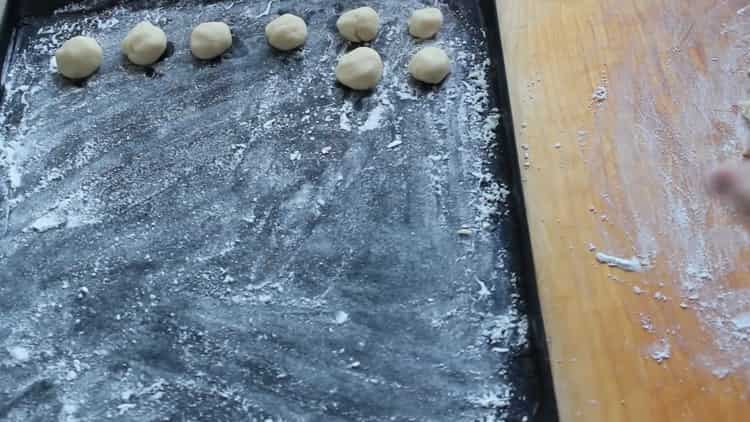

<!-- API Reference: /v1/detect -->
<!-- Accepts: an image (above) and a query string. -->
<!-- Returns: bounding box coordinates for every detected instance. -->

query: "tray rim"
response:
[476,1,558,420]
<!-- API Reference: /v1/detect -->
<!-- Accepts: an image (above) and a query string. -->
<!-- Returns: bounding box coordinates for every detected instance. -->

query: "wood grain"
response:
[495,0,750,420]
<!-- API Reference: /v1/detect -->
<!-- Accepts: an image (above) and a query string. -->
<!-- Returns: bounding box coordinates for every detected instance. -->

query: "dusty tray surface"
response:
[0,0,542,420]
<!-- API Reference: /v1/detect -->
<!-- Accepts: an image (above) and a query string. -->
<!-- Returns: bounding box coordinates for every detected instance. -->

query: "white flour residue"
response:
[334,311,349,325]
[0,83,40,189]
[54,1,95,14]
[475,276,491,300]
[96,15,120,30]
[640,313,655,333]
[253,0,274,18]
[731,312,750,330]
[359,103,387,132]
[339,100,352,131]
[595,252,649,272]
[386,139,402,149]
[468,385,511,410]
[458,57,510,232]
[647,339,672,364]
[592,85,608,102]
[6,345,32,363]
[358,92,393,133]
[591,71,609,104]
[25,212,66,233]
[483,310,529,351]
[2,141,28,189]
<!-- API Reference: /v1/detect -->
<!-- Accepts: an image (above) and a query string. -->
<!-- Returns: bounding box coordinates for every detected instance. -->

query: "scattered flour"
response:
[334,311,349,325]
[254,0,274,18]
[475,277,491,300]
[26,212,66,233]
[653,291,668,302]
[339,101,353,131]
[386,140,402,149]
[469,386,511,410]
[731,313,750,330]
[358,95,393,133]
[647,339,672,364]
[7,345,32,363]
[640,314,655,333]
[592,86,608,102]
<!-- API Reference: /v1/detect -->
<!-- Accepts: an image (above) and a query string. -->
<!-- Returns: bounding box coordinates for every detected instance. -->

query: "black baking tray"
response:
[0,0,557,420]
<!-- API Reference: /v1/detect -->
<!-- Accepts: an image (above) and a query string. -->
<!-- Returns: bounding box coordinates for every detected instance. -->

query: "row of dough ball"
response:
[55,6,449,88]
[55,20,234,79]
[337,6,444,42]
[337,46,450,90]
[267,7,445,50]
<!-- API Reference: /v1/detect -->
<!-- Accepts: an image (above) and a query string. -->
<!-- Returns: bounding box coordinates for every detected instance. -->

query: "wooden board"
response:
[496,0,750,420]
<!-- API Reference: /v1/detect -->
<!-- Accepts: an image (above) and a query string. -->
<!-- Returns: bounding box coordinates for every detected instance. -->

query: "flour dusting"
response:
[647,339,672,364]
[592,0,750,384]
[0,0,534,420]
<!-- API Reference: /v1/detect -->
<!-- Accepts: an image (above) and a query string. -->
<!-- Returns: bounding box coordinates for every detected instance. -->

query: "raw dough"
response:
[191,22,232,59]
[408,46,450,84]
[121,21,168,66]
[55,36,103,79]
[336,7,379,42]
[408,7,444,39]
[265,14,307,51]
[335,47,383,90]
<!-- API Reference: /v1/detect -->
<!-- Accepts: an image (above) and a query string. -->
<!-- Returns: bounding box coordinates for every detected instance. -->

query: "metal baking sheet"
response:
[0,0,554,420]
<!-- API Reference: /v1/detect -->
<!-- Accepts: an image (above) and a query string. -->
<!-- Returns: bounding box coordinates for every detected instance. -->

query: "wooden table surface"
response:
[495,0,750,420]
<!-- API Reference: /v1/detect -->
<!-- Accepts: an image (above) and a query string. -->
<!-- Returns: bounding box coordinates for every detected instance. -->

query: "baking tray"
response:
[0,0,557,420]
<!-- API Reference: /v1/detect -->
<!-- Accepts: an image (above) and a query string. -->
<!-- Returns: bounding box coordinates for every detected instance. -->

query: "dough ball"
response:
[55,36,103,79]
[336,7,379,42]
[265,14,307,51]
[121,21,168,66]
[408,7,444,39]
[335,47,383,90]
[191,22,232,59]
[408,46,450,84]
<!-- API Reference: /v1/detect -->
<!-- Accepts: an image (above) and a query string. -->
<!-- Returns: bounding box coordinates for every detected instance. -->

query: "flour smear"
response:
[596,2,750,380]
